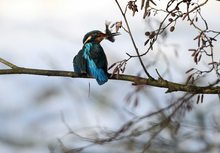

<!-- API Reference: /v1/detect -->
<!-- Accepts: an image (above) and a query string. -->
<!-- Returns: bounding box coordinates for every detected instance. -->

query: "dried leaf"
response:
[144,39,150,46]
[188,49,196,52]
[210,37,217,41]
[168,18,173,22]
[193,35,199,40]
[175,5,179,10]
[182,13,188,20]
[202,39,207,46]
[108,62,117,70]
[186,74,193,84]
[208,62,217,65]
[198,54,202,62]
[115,21,122,32]
[143,0,150,19]
[141,0,145,10]
[210,42,213,47]
[132,5,138,16]
[194,51,200,58]
[191,50,197,56]
[121,63,127,73]
[190,19,194,25]
[112,67,119,78]
[150,0,157,6]
[149,31,155,39]
[126,53,131,57]
[171,13,175,17]
[128,1,133,9]
[170,26,175,32]
[145,31,150,36]
[195,17,198,22]
[194,51,200,64]
[150,41,154,50]
[198,37,201,47]
[127,1,138,16]
[185,68,194,74]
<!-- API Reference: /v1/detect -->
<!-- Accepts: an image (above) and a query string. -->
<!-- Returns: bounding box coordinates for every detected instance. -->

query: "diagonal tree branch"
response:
[0,66,219,94]
[0,57,19,69]
[115,0,154,80]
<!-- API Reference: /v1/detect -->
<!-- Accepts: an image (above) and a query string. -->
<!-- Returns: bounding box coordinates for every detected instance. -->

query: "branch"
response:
[115,0,154,79]
[0,57,18,69]
[0,67,219,94]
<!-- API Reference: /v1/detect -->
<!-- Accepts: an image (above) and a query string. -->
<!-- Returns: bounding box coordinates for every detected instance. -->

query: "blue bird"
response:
[73,29,119,85]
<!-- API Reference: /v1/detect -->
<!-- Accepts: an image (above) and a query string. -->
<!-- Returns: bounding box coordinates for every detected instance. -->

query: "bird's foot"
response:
[79,71,88,77]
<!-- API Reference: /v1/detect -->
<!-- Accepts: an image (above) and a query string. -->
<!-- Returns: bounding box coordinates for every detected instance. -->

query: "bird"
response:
[73,27,119,85]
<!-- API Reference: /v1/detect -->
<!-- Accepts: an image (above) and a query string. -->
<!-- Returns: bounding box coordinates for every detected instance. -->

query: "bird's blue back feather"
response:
[83,43,108,85]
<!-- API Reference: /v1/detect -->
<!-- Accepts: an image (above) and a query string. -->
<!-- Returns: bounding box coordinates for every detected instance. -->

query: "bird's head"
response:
[83,30,105,44]
[83,30,120,44]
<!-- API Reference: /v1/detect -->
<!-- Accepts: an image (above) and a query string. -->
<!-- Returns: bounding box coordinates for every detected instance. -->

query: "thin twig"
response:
[115,0,154,79]
[0,57,19,69]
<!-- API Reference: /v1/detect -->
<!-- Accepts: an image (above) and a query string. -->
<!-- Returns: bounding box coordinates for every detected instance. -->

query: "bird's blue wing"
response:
[83,43,108,85]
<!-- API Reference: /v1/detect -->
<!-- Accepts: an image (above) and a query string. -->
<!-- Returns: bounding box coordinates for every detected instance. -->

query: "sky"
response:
[0,0,220,153]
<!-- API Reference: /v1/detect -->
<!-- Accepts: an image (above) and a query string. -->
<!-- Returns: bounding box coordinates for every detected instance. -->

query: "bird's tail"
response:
[93,69,108,85]
[88,60,108,85]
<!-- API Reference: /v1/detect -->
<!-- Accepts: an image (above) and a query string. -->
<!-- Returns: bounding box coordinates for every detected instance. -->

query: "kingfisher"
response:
[73,25,119,85]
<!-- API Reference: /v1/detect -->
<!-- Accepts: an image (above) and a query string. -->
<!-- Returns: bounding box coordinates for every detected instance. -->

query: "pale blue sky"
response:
[0,1,219,153]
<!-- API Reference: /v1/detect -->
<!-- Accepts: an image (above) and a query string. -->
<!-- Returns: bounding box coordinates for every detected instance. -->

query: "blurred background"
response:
[0,0,220,153]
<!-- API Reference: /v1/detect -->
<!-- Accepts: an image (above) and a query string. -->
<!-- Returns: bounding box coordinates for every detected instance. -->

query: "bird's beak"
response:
[110,32,120,37]
[83,35,93,44]
[105,32,120,42]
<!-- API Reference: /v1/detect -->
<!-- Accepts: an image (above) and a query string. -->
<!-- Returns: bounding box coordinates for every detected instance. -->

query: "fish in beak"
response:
[105,23,120,42]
